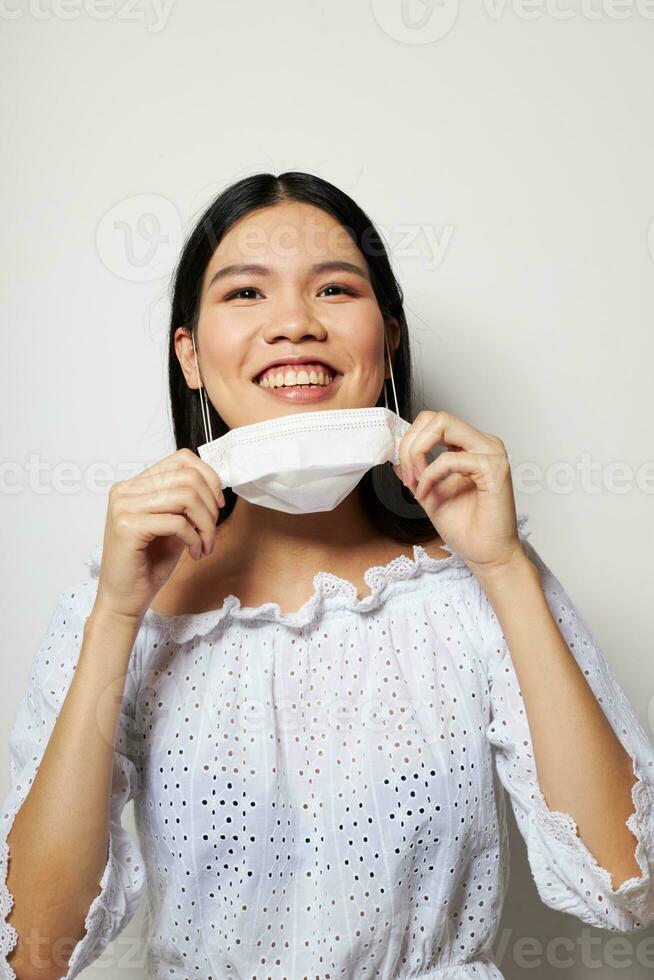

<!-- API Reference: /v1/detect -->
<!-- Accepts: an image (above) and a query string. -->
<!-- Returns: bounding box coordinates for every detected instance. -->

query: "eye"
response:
[318,283,358,297]
[224,287,263,301]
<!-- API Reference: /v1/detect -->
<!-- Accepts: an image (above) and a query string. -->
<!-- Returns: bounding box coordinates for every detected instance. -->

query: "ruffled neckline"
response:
[81,513,531,642]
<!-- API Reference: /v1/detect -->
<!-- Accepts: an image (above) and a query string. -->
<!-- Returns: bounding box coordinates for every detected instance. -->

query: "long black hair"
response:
[167,171,437,544]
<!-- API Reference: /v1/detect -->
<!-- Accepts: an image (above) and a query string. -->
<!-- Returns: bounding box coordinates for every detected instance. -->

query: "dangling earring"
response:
[191,331,214,444]
[383,329,399,415]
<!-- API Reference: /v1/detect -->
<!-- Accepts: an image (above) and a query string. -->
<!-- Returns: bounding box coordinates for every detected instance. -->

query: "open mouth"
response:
[252,362,341,391]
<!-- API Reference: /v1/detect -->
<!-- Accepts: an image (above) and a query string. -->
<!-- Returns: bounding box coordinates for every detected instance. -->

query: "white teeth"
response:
[258,367,334,388]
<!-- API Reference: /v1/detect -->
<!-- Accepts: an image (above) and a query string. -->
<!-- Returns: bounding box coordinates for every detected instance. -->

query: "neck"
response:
[215,487,385,572]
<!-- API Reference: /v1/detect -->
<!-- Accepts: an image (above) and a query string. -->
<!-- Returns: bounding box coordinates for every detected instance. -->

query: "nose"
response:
[260,299,327,345]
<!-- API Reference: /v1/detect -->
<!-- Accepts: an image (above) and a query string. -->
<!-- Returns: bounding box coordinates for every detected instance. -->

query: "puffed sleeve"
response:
[481,515,654,932]
[0,577,147,979]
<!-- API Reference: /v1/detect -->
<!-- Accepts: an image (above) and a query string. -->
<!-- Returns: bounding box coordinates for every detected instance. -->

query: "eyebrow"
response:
[206,260,370,292]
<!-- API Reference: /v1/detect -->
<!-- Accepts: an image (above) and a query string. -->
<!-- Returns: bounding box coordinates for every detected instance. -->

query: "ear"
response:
[383,318,401,378]
[174,327,201,389]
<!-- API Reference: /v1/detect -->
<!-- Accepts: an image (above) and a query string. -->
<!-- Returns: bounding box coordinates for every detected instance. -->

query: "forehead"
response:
[204,201,365,275]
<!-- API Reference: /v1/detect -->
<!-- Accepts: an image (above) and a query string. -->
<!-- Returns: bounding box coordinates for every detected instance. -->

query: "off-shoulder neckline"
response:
[81,513,531,641]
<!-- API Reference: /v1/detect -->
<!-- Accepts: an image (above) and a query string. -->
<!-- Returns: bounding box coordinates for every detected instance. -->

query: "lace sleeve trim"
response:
[531,752,654,915]
[0,840,18,975]
[0,833,116,980]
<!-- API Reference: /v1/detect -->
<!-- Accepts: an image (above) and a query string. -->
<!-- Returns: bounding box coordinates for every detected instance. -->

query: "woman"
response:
[2,172,653,980]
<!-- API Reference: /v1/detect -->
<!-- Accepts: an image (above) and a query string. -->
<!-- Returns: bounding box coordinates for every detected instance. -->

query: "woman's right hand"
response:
[92,448,226,623]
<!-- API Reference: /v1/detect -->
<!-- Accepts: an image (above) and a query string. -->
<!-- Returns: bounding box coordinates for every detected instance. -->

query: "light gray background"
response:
[2,2,653,978]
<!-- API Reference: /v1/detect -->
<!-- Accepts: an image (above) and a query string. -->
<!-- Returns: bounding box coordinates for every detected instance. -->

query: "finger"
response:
[121,467,221,533]
[397,412,433,486]
[135,448,225,509]
[151,487,218,557]
[405,412,499,484]
[120,484,218,557]
[415,450,510,502]
[145,513,206,560]
[119,511,204,561]
[118,476,219,557]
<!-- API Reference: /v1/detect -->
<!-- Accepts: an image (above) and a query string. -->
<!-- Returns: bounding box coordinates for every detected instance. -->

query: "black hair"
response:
[167,171,437,544]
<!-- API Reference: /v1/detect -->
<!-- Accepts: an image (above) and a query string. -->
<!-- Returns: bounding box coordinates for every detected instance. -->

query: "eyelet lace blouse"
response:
[1,512,653,980]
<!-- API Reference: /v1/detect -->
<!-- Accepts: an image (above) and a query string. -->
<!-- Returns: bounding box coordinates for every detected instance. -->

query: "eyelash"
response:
[223,283,358,301]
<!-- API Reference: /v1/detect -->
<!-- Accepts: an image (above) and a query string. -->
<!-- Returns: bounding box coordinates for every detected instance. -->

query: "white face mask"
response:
[192,331,411,514]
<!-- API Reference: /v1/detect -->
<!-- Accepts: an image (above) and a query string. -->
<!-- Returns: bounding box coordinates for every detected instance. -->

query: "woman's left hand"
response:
[393,410,527,576]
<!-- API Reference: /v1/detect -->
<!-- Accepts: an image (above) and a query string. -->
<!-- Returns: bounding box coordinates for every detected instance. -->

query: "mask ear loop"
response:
[384,329,400,416]
[191,330,214,445]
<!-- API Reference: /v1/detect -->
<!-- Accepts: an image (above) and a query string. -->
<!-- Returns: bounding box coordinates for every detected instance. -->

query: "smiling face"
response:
[175,201,401,431]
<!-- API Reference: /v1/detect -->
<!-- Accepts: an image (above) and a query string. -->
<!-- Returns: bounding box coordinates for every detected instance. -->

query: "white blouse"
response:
[2,513,653,980]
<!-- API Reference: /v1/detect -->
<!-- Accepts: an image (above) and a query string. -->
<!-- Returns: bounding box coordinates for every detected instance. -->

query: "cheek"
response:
[349,323,384,379]
[209,333,237,366]
[197,316,241,374]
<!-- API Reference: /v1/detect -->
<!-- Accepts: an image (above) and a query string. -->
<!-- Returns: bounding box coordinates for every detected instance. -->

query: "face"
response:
[175,200,401,432]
